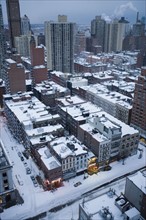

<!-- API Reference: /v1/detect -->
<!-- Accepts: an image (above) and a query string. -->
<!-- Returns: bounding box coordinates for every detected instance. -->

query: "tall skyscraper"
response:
[133,12,145,36]
[6,0,21,49]
[14,35,30,57]
[131,67,146,138]
[74,31,86,55]
[21,14,31,36]
[30,36,48,86]
[91,15,106,52]
[0,4,6,79]
[45,16,75,73]
[107,17,129,52]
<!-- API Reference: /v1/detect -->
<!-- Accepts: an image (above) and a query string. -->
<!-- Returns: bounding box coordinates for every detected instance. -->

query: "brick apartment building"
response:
[131,66,146,138]
[4,58,26,94]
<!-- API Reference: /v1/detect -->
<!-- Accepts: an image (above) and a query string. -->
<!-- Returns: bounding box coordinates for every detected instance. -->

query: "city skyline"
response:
[1,0,146,25]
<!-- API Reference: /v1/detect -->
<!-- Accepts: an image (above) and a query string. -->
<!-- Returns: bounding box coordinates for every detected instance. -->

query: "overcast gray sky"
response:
[1,0,146,24]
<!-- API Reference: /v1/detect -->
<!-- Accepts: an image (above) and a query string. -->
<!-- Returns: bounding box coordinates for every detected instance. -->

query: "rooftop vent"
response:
[40,136,46,142]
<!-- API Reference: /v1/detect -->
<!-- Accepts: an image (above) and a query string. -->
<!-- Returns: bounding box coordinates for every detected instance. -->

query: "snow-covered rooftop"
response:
[92,71,114,79]
[60,102,102,120]
[34,80,68,94]
[50,136,88,158]
[80,123,109,143]
[38,146,61,170]
[80,191,122,220]
[4,94,54,125]
[5,58,16,64]
[127,169,146,194]
[33,65,46,69]
[50,70,71,78]
[88,111,139,136]
[57,95,86,107]
[26,124,63,137]
[80,84,132,109]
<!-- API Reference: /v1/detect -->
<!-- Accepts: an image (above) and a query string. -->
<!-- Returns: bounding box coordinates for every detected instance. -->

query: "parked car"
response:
[30,175,38,187]
[30,175,35,181]
[18,152,22,157]
[20,156,24,161]
[26,167,31,174]
[33,180,38,187]
[74,181,82,187]
[23,161,28,167]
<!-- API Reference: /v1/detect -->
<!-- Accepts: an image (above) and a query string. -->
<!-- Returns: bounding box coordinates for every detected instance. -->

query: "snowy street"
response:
[0,116,146,220]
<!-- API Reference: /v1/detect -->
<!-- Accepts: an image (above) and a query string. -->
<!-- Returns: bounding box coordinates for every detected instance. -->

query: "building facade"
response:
[107,17,129,53]
[124,169,146,219]
[0,4,6,79]
[74,31,86,55]
[6,0,21,49]
[21,14,31,36]
[49,136,88,180]
[0,140,16,208]
[78,111,139,163]
[45,16,75,73]
[35,146,63,189]
[79,84,132,125]
[14,35,30,57]
[33,80,70,109]
[131,67,146,138]
[3,92,63,148]
[4,58,26,94]
[30,36,48,86]
[91,15,106,52]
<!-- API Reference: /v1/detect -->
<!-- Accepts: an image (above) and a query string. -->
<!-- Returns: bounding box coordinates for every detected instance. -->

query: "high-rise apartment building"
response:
[45,16,75,73]
[37,33,45,46]
[133,12,145,36]
[6,0,21,49]
[14,35,30,57]
[30,36,48,85]
[91,15,106,52]
[107,17,129,52]
[0,4,6,79]
[74,31,86,55]
[131,67,146,138]
[4,58,26,94]
[21,14,31,36]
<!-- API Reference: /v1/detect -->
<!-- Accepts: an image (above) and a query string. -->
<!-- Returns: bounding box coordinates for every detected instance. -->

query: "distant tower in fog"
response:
[6,0,21,49]
[21,14,31,36]
[133,12,145,36]
[74,31,86,55]
[0,4,6,79]
[14,35,30,57]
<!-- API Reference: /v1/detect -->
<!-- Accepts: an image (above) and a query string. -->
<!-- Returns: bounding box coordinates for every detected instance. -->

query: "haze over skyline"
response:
[1,0,145,25]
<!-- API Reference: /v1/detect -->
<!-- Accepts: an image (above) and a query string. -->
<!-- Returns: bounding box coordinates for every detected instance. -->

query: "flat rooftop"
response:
[38,146,61,170]
[127,169,146,194]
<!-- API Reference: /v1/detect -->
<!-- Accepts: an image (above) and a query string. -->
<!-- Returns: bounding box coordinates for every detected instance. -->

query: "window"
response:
[104,126,108,133]
[4,186,9,191]
[3,179,8,184]
[2,172,7,177]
